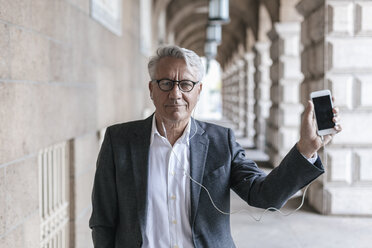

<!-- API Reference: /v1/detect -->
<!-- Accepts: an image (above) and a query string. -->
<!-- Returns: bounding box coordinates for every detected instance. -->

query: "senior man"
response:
[89,45,341,248]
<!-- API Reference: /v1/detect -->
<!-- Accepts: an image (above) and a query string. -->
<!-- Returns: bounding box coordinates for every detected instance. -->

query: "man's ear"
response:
[149,81,153,99]
[197,82,203,100]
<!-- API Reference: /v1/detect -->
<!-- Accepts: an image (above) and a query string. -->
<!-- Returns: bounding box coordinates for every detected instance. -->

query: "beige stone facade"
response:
[219,0,372,217]
[1,0,372,247]
[297,0,372,215]
[0,0,151,246]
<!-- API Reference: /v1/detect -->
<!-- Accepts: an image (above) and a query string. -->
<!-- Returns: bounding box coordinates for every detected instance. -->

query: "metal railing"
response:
[38,142,69,248]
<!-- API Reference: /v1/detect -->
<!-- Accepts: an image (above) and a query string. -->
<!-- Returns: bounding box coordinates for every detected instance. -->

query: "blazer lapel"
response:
[131,115,153,235]
[189,119,209,228]
[130,116,210,234]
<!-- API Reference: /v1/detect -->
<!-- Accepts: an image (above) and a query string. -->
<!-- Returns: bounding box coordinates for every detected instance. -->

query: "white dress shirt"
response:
[141,116,318,248]
[142,116,194,248]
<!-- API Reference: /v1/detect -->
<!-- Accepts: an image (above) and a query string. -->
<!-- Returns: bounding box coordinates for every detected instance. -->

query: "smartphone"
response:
[310,90,336,136]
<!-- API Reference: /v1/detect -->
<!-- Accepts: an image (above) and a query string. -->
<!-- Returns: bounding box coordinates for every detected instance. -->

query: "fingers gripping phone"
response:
[310,90,337,136]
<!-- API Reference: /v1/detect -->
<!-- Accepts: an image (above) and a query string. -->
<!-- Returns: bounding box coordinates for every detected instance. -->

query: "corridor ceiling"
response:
[155,0,280,67]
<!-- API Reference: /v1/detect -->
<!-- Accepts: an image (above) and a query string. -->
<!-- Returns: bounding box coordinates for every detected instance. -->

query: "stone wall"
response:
[254,41,272,151]
[243,52,256,147]
[267,23,303,166]
[222,62,239,130]
[0,0,150,246]
[222,54,255,140]
[220,0,372,216]
[297,0,372,215]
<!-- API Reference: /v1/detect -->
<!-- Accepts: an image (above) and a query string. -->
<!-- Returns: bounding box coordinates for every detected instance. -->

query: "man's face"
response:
[149,57,202,124]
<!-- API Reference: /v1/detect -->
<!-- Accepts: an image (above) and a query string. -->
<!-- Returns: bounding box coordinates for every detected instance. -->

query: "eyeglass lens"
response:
[158,79,194,92]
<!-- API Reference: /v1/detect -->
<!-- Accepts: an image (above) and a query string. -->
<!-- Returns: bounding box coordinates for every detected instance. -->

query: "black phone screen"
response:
[313,95,335,130]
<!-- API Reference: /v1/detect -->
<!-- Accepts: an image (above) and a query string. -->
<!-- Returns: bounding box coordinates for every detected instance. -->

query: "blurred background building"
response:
[0,0,372,247]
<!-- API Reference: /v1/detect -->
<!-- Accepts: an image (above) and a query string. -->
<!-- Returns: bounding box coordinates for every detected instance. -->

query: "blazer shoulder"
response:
[106,115,153,137]
[195,119,230,137]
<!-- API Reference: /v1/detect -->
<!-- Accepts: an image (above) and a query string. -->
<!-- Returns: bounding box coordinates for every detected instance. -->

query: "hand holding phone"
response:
[310,90,337,136]
[297,90,341,158]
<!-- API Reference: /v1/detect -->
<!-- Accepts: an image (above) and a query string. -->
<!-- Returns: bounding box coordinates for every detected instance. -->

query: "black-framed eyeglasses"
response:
[152,79,199,92]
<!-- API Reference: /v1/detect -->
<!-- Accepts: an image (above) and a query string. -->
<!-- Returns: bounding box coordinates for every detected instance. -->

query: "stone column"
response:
[222,67,232,120]
[222,64,237,124]
[297,0,372,215]
[221,69,227,118]
[253,42,272,151]
[237,58,246,137]
[266,23,304,166]
[231,62,240,130]
[243,52,256,147]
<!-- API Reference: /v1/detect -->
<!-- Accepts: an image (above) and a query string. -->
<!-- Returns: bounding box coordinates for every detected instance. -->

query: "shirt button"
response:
[171,171,175,176]
[171,195,176,200]
[172,220,177,224]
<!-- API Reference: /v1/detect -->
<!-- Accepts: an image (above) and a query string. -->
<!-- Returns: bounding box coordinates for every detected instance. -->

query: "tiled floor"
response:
[230,190,372,248]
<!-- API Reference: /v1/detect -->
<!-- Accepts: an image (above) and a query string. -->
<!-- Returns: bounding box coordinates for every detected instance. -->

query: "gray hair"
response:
[148,45,205,81]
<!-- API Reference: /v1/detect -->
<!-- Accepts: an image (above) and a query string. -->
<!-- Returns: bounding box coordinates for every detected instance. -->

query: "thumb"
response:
[304,100,314,122]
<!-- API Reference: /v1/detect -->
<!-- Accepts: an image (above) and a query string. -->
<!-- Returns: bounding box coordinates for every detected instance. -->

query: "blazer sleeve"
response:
[229,128,324,209]
[89,127,118,247]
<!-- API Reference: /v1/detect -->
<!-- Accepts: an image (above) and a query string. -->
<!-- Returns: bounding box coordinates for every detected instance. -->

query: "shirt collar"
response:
[150,114,191,146]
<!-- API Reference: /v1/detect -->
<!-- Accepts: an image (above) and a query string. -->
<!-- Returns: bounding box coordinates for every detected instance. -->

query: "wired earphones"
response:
[160,115,325,222]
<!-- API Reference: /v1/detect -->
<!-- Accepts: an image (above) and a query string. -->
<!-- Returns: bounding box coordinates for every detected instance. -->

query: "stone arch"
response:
[257,2,273,42]
[278,0,302,22]
[175,19,208,45]
[152,0,172,45]
[218,21,246,68]
[153,0,171,21]
[166,0,208,36]
[188,40,205,56]
[173,14,207,45]
[262,0,280,24]
[180,28,205,49]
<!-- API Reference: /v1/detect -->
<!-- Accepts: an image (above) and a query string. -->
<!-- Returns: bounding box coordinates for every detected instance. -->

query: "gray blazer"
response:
[89,115,324,248]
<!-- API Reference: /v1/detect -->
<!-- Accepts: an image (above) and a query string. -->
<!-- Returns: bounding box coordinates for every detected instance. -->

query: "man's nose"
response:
[169,83,182,99]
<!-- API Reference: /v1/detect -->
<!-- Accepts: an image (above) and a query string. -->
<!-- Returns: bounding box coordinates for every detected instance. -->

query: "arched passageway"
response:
[1,0,372,247]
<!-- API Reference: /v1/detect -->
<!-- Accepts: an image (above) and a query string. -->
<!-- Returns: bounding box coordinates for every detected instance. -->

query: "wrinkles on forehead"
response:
[155,57,198,81]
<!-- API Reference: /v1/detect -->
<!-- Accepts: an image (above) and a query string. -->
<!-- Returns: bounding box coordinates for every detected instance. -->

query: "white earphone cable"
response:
[161,116,320,222]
